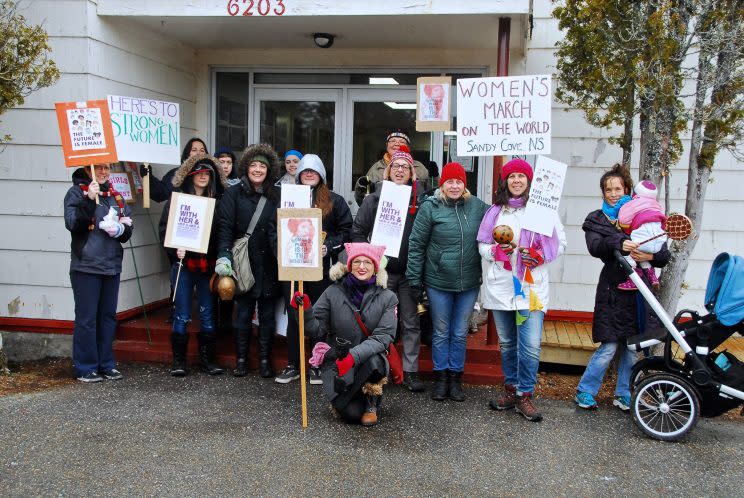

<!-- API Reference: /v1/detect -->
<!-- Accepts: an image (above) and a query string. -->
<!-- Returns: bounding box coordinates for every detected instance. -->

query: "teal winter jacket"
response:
[406,191,488,292]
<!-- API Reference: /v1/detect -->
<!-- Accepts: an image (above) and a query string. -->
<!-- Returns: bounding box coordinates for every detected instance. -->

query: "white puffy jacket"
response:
[478,206,566,311]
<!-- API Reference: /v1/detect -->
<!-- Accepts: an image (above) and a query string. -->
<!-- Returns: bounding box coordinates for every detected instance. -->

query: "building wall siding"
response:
[0,0,196,320]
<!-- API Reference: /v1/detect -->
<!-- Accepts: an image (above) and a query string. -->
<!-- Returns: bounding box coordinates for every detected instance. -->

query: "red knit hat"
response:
[439,162,467,186]
[344,242,386,273]
[501,158,533,182]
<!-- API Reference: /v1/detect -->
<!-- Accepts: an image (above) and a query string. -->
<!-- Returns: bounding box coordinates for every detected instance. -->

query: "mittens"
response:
[215,257,233,277]
[290,291,311,310]
[335,354,355,377]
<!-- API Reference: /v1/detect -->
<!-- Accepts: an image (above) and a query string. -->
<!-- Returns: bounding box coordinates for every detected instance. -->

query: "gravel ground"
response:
[1,363,742,497]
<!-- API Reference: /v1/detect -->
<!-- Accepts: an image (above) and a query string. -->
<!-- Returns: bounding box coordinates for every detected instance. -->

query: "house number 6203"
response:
[227,0,286,16]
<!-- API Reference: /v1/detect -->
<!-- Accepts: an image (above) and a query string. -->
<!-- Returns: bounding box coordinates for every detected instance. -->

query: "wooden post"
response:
[90,164,99,204]
[298,280,309,428]
[487,16,512,346]
[142,162,151,208]
[172,257,183,302]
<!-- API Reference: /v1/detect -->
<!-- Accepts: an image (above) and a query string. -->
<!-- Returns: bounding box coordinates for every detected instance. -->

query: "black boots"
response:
[448,370,465,402]
[403,371,425,392]
[258,327,274,378]
[431,369,449,401]
[170,333,188,377]
[197,331,224,376]
[233,328,250,377]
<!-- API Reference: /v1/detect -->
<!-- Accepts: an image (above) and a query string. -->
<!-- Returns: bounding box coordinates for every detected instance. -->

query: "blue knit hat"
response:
[284,149,303,160]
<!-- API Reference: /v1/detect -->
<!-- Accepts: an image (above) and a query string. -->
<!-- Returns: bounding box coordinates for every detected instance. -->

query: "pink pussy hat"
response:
[344,242,386,273]
[634,180,658,199]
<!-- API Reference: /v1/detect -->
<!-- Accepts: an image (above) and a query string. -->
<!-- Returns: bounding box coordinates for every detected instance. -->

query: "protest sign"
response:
[370,181,411,258]
[280,184,312,209]
[277,208,323,282]
[107,95,181,165]
[163,192,216,253]
[55,100,118,167]
[456,75,552,156]
[125,162,143,194]
[109,172,136,203]
[521,156,567,236]
[416,76,452,132]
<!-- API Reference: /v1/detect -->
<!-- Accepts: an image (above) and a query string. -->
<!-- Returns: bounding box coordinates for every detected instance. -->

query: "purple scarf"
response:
[476,198,561,279]
[343,273,377,309]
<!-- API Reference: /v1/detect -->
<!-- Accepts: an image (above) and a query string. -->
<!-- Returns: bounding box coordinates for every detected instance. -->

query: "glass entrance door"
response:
[344,88,439,214]
[252,89,342,189]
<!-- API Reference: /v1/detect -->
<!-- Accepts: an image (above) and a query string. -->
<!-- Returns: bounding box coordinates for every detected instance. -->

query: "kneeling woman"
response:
[298,243,397,426]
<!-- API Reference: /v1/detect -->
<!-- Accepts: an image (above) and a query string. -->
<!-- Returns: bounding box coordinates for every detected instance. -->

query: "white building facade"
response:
[1,0,742,330]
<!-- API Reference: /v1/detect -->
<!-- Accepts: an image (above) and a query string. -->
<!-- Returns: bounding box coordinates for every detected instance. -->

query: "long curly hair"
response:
[600,163,633,195]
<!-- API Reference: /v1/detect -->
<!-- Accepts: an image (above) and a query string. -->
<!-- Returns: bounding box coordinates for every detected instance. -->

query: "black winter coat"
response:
[350,181,424,275]
[583,209,670,343]
[316,189,353,279]
[216,180,280,299]
[64,168,134,275]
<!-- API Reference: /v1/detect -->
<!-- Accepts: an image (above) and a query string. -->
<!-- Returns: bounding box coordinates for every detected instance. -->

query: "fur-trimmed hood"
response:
[236,143,281,183]
[171,153,229,190]
[328,261,388,289]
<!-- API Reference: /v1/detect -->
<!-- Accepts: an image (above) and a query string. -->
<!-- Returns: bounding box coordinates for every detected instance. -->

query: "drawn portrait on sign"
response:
[281,217,319,268]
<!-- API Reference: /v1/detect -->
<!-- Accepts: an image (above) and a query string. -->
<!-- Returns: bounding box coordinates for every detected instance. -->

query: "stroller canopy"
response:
[705,252,744,326]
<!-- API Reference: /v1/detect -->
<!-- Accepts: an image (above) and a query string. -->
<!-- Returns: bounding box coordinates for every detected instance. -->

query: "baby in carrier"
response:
[618,180,668,290]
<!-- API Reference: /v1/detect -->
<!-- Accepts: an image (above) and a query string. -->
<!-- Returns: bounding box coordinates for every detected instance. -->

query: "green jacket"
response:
[406,191,488,292]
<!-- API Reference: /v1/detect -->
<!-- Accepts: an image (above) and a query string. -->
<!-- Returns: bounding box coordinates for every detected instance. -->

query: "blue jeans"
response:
[172,264,214,335]
[426,286,479,372]
[492,310,544,395]
[70,271,120,377]
[577,341,637,398]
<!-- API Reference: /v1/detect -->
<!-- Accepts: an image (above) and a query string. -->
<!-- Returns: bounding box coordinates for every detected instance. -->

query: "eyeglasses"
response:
[390,164,410,171]
[351,259,374,268]
[388,139,408,146]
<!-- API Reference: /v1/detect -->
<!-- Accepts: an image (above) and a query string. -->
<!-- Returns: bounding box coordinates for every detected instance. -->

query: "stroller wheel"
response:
[630,356,666,389]
[631,373,700,442]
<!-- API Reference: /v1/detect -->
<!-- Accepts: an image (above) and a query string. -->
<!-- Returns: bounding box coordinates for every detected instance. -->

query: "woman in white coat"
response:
[477,159,566,422]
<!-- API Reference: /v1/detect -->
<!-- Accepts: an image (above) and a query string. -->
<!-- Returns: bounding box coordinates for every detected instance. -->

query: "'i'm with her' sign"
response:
[456,75,551,156]
[163,193,216,254]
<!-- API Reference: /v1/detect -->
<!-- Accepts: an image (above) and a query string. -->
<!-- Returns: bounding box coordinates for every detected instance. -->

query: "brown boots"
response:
[489,385,543,422]
[361,377,387,426]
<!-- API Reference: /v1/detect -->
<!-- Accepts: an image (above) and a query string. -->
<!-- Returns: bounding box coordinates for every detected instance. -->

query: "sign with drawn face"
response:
[521,156,567,236]
[163,192,216,253]
[277,208,323,282]
[416,76,452,132]
[55,100,118,167]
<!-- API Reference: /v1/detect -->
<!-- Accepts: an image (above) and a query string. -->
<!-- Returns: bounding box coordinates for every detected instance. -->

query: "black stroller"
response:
[617,251,744,441]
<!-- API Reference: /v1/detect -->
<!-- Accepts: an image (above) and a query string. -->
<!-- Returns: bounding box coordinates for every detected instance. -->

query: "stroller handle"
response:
[614,250,635,276]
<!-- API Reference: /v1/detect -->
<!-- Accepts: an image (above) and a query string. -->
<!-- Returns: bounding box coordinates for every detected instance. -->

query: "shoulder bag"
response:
[231,196,267,295]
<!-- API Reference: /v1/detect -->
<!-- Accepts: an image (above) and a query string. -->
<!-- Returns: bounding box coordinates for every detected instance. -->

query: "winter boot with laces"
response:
[489,384,517,410]
[515,392,543,422]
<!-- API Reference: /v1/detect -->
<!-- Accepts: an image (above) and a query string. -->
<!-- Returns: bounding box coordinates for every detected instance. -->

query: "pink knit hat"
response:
[634,180,658,199]
[501,158,534,182]
[344,242,386,273]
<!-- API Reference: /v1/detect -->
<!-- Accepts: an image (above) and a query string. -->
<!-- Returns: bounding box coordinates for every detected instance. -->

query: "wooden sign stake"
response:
[142,162,151,209]
[89,164,99,204]
[298,280,309,428]
[172,256,184,302]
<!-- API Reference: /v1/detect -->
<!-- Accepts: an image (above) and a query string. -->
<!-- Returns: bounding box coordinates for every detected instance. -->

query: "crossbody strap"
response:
[245,196,267,237]
[352,310,370,337]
